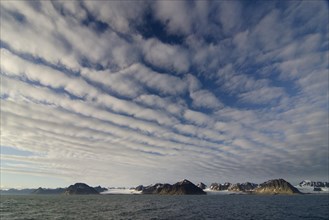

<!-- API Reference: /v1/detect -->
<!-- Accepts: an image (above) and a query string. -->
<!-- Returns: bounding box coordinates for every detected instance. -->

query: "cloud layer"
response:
[0,0,328,187]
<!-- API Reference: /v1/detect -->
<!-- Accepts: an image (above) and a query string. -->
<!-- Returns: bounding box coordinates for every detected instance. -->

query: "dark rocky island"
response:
[136,179,206,195]
[253,179,301,194]
[64,183,100,195]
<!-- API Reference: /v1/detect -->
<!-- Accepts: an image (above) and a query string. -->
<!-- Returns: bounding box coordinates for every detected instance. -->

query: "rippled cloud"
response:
[0,0,328,187]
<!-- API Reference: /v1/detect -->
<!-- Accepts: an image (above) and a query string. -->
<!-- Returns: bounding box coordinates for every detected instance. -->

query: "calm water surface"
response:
[1,194,328,220]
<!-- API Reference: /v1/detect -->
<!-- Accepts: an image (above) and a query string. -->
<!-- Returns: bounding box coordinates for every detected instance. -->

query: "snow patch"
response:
[204,189,246,195]
[295,186,329,194]
[101,188,141,195]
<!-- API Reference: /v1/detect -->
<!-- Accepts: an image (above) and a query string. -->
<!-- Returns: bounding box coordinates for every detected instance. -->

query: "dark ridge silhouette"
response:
[136,179,206,195]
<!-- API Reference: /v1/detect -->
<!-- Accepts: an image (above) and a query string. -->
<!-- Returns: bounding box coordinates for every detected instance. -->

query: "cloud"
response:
[0,1,79,69]
[238,86,285,105]
[185,73,202,92]
[0,0,328,187]
[80,68,144,99]
[141,38,190,73]
[190,89,223,109]
[134,94,185,116]
[1,48,98,98]
[152,1,192,35]
[128,63,188,95]
[216,1,242,34]
[83,1,148,34]
[183,110,213,127]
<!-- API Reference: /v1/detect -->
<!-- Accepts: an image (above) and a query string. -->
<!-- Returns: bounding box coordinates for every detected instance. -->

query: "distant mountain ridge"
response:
[2,179,328,195]
[135,179,206,195]
[1,183,107,195]
[209,182,232,191]
[208,182,258,192]
[206,179,301,194]
[298,180,329,188]
[296,180,329,193]
[33,187,65,194]
[0,188,35,195]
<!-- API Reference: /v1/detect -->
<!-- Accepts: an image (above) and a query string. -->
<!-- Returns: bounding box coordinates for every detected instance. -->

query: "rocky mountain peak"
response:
[299,180,329,188]
[65,183,99,195]
[254,179,300,194]
[138,179,206,195]
[178,179,193,185]
[197,182,207,189]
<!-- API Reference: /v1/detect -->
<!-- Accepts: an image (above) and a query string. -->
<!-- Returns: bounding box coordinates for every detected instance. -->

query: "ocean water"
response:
[1,194,328,220]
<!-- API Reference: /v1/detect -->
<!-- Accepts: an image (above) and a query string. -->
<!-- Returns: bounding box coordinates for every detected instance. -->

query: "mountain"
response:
[197,182,207,189]
[209,182,231,191]
[3,179,324,195]
[93,186,108,193]
[209,182,257,192]
[207,179,299,194]
[298,180,329,188]
[32,187,65,194]
[254,179,301,194]
[296,180,329,193]
[136,179,206,195]
[64,183,99,195]
[135,185,144,191]
[228,182,258,192]
[0,188,35,195]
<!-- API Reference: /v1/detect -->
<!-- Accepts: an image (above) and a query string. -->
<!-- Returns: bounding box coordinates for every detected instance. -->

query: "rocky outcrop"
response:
[296,180,329,193]
[32,187,44,194]
[64,183,99,195]
[298,180,329,188]
[210,182,231,191]
[228,183,243,192]
[254,179,300,194]
[137,179,206,195]
[229,182,258,192]
[209,182,257,192]
[135,185,144,191]
[32,187,65,194]
[197,182,207,190]
[241,182,258,191]
[93,186,108,193]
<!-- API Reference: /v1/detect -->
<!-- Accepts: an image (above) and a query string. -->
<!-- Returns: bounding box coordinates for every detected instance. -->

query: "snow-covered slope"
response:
[204,188,247,195]
[295,180,329,193]
[100,188,141,194]
[208,182,258,192]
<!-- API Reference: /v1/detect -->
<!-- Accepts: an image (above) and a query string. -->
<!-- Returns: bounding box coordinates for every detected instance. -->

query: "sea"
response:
[1,194,328,220]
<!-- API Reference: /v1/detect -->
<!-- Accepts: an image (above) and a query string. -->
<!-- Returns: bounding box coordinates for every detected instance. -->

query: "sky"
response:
[0,0,328,188]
